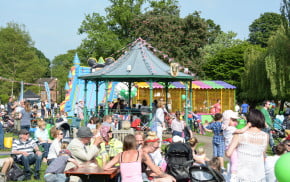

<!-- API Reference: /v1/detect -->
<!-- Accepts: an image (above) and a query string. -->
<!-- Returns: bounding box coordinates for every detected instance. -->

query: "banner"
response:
[44,82,51,105]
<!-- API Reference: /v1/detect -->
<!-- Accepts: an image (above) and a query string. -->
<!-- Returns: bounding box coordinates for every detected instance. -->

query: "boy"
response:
[44,149,81,182]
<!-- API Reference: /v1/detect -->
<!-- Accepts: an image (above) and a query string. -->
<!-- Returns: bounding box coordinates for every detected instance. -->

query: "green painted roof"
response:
[79,38,194,82]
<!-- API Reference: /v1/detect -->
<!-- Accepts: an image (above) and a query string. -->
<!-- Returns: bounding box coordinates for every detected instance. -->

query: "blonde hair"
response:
[37,120,46,128]
[121,120,131,130]
[24,102,31,112]
[196,147,205,155]
[144,131,159,146]
[135,131,145,139]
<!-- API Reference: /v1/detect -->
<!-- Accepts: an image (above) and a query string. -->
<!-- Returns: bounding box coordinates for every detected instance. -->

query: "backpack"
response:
[7,163,25,181]
[189,165,225,182]
[165,142,194,182]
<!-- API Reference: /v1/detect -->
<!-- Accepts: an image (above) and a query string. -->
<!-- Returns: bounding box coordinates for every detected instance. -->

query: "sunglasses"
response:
[23,133,29,135]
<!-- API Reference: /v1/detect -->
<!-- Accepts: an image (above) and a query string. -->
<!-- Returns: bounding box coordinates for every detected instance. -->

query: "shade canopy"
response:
[79,38,194,82]
[23,90,40,101]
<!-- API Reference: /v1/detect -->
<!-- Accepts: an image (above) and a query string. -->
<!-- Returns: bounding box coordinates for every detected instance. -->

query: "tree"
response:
[105,0,146,39]
[0,22,49,101]
[130,11,211,74]
[147,0,180,16]
[203,42,251,95]
[248,12,282,47]
[200,31,243,63]
[78,13,122,58]
[281,0,290,25]
[264,26,290,101]
[241,46,271,105]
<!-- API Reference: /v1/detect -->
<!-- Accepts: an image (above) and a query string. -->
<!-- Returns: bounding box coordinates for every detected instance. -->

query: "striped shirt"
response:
[12,138,38,159]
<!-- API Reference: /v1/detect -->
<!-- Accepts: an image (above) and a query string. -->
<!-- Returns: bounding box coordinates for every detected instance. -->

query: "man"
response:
[7,97,16,116]
[240,101,249,116]
[67,126,101,164]
[12,129,42,180]
[66,127,102,182]
[261,100,275,150]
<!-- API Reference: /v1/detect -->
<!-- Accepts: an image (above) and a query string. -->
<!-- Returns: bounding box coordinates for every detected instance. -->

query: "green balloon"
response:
[181,94,186,100]
[236,119,246,129]
[275,152,290,182]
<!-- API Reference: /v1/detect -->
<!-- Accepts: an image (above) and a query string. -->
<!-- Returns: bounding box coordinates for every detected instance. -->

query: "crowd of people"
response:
[0,98,289,182]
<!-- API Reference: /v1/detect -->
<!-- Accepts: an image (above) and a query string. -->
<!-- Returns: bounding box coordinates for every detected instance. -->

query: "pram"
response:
[189,165,225,182]
[55,120,71,142]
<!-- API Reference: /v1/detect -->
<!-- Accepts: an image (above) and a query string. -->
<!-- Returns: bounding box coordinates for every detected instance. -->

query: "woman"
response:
[47,129,64,165]
[104,134,143,182]
[210,99,221,114]
[87,117,99,130]
[226,109,268,182]
[96,125,123,167]
[19,101,32,131]
[171,111,184,137]
[152,102,166,144]
[34,120,52,162]
[141,131,176,182]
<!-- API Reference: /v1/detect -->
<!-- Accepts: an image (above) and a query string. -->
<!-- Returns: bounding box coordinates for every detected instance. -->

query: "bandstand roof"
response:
[79,38,194,82]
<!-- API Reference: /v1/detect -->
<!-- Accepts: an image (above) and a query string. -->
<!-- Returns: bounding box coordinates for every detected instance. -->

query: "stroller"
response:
[189,165,225,182]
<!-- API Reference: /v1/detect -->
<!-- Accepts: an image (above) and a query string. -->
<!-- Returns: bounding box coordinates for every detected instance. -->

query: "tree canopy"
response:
[248,12,282,47]
[0,22,49,101]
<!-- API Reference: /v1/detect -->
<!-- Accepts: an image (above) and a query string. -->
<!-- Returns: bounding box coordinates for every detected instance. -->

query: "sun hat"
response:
[77,126,93,138]
[172,135,185,143]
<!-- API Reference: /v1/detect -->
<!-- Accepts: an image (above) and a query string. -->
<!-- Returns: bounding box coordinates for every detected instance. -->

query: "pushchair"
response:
[189,165,225,182]
[56,121,71,139]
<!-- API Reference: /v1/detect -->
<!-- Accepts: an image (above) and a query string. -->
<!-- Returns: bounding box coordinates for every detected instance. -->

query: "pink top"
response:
[211,103,221,114]
[120,151,143,182]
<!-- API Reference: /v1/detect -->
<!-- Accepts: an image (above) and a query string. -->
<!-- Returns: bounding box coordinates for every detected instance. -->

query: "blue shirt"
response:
[241,104,249,114]
[206,122,224,144]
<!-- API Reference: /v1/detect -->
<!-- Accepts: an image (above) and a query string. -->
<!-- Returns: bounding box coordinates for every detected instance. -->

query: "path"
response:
[195,134,213,159]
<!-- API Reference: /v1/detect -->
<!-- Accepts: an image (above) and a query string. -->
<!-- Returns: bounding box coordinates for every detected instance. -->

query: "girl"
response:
[193,147,209,166]
[171,111,184,137]
[104,134,143,182]
[141,131,176,182]
[47,129,64,165]
[222,110,251,175]
[19,102,32,131]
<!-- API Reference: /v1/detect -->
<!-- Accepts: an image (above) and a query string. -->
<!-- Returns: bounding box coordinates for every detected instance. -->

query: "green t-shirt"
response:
[260,108,272,127]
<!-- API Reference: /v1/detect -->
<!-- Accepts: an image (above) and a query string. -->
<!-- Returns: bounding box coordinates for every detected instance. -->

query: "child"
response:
[204,113,225,169]
[193,147,209,166]
[222,110,251,175]
[44,149,81,182]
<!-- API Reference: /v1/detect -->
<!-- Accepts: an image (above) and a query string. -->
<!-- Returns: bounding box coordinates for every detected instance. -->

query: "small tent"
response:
[23,90,40,103]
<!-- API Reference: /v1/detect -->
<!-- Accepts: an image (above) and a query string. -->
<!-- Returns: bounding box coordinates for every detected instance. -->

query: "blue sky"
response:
[0,0,281,60]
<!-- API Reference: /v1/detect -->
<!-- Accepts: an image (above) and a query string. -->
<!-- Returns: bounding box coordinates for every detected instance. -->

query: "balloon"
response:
[181,94,186,100]
[275,152,290,182]
[236,119,246,129]
[120,89,126,96]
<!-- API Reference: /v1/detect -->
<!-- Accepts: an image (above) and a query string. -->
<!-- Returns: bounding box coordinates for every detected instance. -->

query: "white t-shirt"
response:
[223,126,237,148]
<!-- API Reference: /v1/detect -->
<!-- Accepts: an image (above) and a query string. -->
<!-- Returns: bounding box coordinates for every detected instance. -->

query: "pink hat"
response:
[100,125,111,142]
